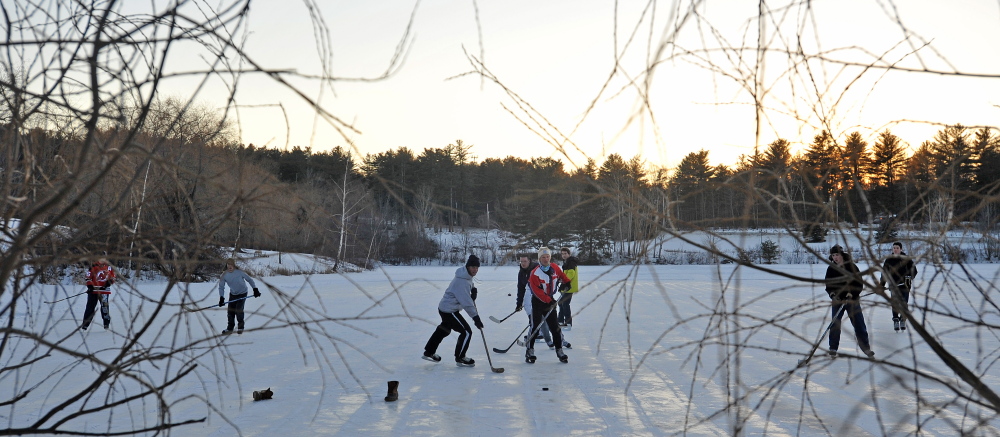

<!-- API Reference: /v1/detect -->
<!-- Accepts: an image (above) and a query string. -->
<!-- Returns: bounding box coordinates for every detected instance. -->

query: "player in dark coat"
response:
[824,245,874,358]
[879,242,918,331]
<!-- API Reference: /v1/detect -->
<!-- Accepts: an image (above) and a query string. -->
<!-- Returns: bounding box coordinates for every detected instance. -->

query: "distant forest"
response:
[6,98,999,273]
[233,123,1000,266]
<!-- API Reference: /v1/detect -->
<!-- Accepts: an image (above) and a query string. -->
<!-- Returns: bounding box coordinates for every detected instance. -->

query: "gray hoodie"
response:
[437,266,478,317]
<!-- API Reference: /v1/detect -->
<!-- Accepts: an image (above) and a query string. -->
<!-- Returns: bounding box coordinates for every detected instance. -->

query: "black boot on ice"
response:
[252,388,273,401]
[384,381,399,402]
[456,356,475,367]
[893,317,900,331]
[556,348,568,363]
[525,347,536,364]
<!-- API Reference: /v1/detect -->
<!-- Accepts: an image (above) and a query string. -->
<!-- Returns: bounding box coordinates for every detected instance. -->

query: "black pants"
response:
[528,296,563,348]
[891,286,910,321]
[81,292,110,328]
[424,310,473,359]
[226,293,247,330]
[557,293,574,325]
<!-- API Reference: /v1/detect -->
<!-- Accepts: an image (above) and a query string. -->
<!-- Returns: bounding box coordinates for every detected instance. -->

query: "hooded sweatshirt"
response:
[438,266,478,317]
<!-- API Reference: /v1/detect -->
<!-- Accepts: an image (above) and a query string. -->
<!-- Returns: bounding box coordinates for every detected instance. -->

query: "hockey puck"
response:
[542,387,549,391]
[508,293,512,296]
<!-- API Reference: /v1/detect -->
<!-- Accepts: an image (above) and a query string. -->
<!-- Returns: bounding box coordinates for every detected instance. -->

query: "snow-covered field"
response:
[5,261,1000,436]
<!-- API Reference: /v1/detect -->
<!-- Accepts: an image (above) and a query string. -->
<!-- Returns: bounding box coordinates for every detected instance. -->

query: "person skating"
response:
[526,247,571,363]
[81,258,115,330]
[558,248,578,331]
[423,255,484,367]
[218,259,261,335]
[824,245,874,358]
[515,255,553,347]
[879,241,918,331]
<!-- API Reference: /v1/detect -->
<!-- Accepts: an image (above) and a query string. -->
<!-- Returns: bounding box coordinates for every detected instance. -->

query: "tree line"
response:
[8,94,998,273]
[231,124,1000,265]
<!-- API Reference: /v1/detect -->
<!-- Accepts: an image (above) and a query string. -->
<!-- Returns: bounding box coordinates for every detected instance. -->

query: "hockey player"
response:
[879,242,918,331]
[218,259,261,335]
[515,254,552,347]
[423,255,483,367]
[525,247,570,363]
[825,245,874,358]
[81,258,115,330]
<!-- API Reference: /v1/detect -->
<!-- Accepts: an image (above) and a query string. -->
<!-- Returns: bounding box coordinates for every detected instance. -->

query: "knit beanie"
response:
[466,254,481,268]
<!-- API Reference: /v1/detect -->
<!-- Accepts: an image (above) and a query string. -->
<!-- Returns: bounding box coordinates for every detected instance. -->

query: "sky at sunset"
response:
[168,0,1000,170]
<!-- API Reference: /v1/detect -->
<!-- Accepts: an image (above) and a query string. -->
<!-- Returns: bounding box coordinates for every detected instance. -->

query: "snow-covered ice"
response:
[4,262,999,436]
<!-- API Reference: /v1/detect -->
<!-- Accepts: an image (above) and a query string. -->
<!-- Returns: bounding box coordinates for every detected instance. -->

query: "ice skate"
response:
[422,352,442,362]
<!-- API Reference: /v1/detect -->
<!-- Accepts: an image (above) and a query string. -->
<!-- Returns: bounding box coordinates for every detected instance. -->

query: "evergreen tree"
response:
[753,139,793,224]
[973,127,1000,193]
[671,150,716,225]
[798,130,839,223]
[842,132,869,189]
[868,130,908,217]
[929,124,975,191]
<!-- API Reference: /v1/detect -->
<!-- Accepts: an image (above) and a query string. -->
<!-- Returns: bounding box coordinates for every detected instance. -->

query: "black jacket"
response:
[516,261,539,308]
[825,260,863,300]
[881,252,917,289]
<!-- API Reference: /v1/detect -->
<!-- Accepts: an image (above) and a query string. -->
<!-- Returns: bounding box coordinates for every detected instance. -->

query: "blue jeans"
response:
[829,301,871,351]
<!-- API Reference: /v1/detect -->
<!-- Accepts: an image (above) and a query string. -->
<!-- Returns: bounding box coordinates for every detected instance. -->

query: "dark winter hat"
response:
[466,254,481,268]
[829,245,845,256]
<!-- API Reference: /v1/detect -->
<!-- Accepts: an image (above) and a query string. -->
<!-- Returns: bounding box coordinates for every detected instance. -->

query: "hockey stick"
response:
[493,324,530,354]
[797,304,849,366]
[489,309,518,324]
[185,295,254,312]
[45,290,88,304]
[478,328,505,373]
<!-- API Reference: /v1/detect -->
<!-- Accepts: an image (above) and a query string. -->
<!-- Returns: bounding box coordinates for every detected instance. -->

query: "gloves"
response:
[87,285,94,293]
[219,296,226,307]
[559,282,571,292]
[845,293,853,300]
[253,287,261,298]
[470,287,477,301]
[473,315,484,329]
[515,305,523,312]
[827,290,836,299]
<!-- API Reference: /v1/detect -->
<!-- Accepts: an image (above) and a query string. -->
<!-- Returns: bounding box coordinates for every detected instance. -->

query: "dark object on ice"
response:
[385,380,399,402]
[542,387,549,391]
[252,388,273,401]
